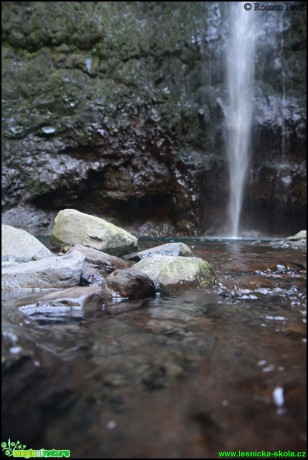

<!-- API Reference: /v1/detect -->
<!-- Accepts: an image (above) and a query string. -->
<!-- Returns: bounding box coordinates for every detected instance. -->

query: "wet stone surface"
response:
[1,238,306,457]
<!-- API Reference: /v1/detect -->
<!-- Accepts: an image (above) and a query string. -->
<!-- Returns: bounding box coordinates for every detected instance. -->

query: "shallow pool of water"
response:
[2,238,306,458]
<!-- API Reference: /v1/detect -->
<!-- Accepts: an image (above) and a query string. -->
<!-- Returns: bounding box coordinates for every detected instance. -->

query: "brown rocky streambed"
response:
[2,235,306,458]
[2,237,306,458]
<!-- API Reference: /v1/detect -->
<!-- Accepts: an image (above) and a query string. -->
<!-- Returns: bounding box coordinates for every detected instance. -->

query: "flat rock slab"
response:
[51,209,138,256]
[71,244,130,274]
[17,286,111,316]
[134,255,216,295]
[2,224,52,262]
[124,242,192,261]
[69,244,131,286]
[2,250,85,290]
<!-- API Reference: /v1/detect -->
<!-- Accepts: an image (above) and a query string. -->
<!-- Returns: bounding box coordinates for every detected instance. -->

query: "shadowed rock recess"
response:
[2,2,306,236]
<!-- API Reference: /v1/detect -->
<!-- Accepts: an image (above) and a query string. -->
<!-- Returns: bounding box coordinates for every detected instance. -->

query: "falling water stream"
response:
[225,3,256,237]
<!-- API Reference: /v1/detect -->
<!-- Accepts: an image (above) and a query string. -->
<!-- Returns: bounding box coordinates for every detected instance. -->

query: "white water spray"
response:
[225,3,256,237]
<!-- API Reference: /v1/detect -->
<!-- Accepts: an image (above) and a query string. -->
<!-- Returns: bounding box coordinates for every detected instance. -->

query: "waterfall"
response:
[225,3,256,237]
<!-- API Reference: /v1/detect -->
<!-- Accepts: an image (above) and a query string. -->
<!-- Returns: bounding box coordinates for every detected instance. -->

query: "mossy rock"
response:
[134,255,216,295]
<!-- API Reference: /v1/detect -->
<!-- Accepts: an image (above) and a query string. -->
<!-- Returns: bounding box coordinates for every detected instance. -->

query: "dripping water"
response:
[225,3,256,237]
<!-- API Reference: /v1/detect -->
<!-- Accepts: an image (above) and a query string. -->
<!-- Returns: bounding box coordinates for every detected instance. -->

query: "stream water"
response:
[2,238,306,458]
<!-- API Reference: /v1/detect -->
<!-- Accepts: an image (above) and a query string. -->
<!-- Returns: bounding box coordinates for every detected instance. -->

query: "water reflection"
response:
[2,239,306,456]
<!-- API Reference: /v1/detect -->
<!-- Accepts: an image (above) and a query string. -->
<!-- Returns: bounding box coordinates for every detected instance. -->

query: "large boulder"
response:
[50,209,138,256]
[2,250,85,290]
[2,224,52,262]
[134,255,216,295]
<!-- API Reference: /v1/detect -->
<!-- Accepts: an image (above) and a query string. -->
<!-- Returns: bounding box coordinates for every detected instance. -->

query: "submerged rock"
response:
[124,242,192,261]
[2,250,85,290]
[134,255,216,295]
[2,224,52,263]
[105,267,156,299]
[51,209,138,256]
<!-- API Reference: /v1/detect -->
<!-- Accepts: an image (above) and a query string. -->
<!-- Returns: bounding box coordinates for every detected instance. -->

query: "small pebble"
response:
[106,420,117,430]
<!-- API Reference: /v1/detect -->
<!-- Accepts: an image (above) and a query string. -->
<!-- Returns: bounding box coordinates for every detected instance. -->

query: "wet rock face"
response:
[1,2,306,236]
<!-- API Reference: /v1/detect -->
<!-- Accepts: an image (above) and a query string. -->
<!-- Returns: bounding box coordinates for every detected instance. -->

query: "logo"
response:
[1,440,26,457]
[1,439,71,458]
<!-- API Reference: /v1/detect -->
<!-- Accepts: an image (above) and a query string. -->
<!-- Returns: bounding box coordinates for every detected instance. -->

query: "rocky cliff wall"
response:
[2,2,306,236]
